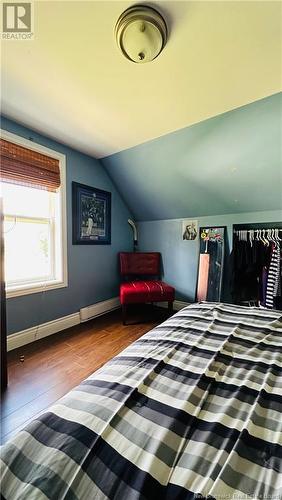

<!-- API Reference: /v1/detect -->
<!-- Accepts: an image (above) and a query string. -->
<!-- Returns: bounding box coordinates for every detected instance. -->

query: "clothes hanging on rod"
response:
[230,227,282,310]
[265,243,280,308]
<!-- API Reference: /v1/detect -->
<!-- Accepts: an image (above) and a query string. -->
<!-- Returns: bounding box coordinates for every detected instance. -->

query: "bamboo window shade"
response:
[0,139,61,192]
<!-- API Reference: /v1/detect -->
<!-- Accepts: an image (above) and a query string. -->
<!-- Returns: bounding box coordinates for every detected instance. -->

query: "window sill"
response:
[6,279,68,299]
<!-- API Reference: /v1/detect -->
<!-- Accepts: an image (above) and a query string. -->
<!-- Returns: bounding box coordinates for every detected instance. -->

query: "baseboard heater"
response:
[80,297,120,322]
[7,297,121,352]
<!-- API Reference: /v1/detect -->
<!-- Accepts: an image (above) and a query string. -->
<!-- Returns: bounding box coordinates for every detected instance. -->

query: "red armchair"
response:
[119,252,175,324]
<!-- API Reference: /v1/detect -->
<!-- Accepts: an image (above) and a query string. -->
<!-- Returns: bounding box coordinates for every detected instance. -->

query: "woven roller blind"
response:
[0,139,61,192]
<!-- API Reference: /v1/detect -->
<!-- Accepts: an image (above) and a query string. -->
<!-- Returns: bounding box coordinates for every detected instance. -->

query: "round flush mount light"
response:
[115,5,167,63]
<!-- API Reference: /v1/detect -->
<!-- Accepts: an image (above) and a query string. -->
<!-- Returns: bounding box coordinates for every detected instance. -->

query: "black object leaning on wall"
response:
[196,226,227,303]
[1,197,8,392]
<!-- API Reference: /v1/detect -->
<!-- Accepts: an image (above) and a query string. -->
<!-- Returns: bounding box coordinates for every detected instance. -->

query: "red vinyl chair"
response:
[119,252,175,325]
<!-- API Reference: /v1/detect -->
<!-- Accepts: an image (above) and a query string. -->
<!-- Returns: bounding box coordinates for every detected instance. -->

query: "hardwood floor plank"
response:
[1,306,168,444]
[1,365,92,438]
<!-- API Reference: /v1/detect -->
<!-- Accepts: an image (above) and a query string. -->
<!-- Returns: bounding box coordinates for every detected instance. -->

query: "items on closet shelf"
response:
[231,227,282,310]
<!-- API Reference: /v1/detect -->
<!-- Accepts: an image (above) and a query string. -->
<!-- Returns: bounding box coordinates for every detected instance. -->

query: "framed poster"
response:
[72,182,111,245]
[182,220,198,241]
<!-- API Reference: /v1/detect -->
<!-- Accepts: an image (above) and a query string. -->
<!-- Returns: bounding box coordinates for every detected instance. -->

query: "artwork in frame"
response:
[72,182,111,245]
[182,219,198,241]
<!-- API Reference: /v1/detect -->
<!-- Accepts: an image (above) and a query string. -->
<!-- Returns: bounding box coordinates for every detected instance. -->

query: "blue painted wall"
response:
[138,210,282,303]
[3,93,282,332]
[1,117,133,335]
[102,93,282,221]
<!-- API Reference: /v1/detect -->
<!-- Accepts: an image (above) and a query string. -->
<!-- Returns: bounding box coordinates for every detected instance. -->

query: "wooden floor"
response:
[1,305,169,444]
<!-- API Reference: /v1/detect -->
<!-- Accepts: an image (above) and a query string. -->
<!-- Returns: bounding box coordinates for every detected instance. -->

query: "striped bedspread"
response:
[1,302,282,499]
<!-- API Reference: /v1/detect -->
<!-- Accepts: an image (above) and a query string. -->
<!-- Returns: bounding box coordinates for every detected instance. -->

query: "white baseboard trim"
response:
[7,297,120,352]
[80,297,120,322]
[156,300,190,311]
[7,313,80,352]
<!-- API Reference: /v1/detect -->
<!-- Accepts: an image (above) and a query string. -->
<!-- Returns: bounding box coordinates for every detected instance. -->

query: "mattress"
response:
[1,302,282,499]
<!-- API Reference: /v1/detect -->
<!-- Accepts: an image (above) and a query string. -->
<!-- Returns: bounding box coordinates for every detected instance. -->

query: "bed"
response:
[1,302,282,499]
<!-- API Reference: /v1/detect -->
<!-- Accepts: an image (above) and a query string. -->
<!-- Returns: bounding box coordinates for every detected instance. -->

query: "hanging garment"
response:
[260,266,268,307]
[197,253,210,301]
[273,243,281,297]
[273,243,282,309]
[230,237,272,305]
[230,240,256,303]
[265,243,280,309]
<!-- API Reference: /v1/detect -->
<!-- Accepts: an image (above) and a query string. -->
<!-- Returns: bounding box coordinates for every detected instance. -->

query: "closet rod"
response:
[233,222,282,231]
[234,228,282,233]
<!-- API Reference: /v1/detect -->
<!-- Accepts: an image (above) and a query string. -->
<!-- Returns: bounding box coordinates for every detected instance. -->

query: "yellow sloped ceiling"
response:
[1,1,281,158]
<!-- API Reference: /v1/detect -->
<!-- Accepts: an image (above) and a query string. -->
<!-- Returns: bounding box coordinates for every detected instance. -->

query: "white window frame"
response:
[1,129,68,299]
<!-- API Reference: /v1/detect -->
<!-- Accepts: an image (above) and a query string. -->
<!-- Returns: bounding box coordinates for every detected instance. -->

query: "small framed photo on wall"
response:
[72,182,111,245]
[182,219,198,241]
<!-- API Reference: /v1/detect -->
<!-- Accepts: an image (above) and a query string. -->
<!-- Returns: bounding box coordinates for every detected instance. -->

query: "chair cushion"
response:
[120,280,175,304]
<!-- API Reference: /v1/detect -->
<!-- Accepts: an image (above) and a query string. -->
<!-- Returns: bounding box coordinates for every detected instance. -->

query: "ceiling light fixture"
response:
[115,5,167,64]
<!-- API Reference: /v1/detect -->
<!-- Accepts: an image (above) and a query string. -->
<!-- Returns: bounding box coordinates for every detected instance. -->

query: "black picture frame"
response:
[72,182,111,245]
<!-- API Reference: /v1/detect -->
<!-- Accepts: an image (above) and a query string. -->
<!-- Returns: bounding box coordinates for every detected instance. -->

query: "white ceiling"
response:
[1,1,281,158]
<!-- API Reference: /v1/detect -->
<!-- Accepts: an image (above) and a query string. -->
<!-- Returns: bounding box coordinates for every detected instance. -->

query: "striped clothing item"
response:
[266,243,281,309]
[1,302,282,500]
[274,245,282,298]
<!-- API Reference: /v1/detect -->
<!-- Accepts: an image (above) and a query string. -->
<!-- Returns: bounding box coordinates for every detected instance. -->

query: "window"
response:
[1,131,67,298]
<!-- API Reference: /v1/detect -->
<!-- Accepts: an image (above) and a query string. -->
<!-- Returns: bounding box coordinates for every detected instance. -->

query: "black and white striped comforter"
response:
[1,302,282,500]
